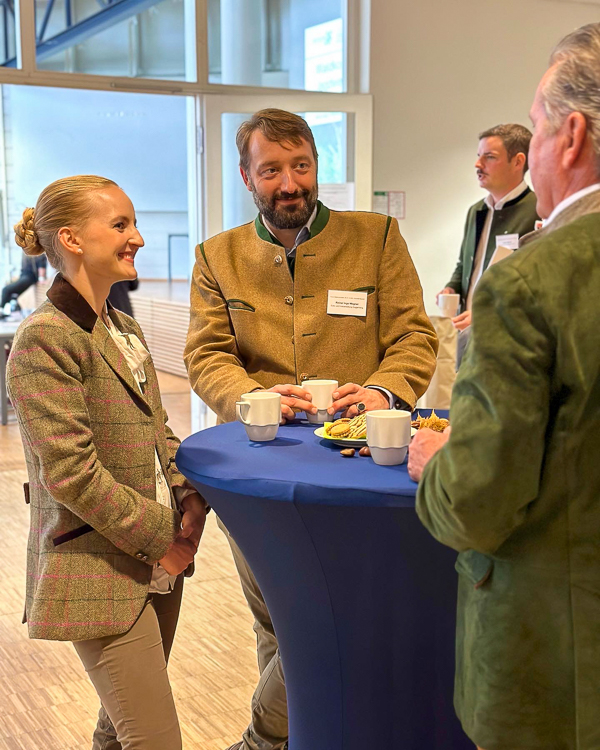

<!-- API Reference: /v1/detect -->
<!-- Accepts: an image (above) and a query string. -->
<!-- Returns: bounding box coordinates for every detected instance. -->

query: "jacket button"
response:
[285,295,294,305]
[291,335,295,344]
[300,372,309,381]
[274,254,283,265]
[135,552,144,559]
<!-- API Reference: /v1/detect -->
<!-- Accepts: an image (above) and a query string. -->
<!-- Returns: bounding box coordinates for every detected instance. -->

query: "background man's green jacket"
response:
[447,188,539,310]
[417,191,600,750]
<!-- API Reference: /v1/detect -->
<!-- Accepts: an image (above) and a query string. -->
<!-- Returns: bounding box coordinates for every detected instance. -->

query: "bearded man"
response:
[185,108,437,750]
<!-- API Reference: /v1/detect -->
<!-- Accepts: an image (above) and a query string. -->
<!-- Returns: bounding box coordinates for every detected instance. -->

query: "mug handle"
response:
[236,401,250,425]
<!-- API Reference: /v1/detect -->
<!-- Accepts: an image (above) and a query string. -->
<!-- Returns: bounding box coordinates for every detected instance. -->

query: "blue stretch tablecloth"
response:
[177,411,473,750]
[178,415,426,505]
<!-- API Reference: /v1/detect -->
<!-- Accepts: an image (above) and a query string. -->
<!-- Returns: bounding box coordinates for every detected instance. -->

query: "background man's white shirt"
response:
[465,180,529,311]
[545,183,600,227]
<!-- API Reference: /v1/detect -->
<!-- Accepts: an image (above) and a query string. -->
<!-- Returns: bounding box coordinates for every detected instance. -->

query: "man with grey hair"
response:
[409,22,600,750]
[437,123,539,363]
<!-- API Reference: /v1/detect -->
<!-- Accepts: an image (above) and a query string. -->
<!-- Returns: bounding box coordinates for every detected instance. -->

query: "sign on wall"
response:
[373,191,406,220]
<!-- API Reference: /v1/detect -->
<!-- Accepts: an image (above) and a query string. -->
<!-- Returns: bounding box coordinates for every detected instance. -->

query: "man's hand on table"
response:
[329,383,389,418]
[452,310,472,331]
[408,426,451,481]
[267,383,316,422]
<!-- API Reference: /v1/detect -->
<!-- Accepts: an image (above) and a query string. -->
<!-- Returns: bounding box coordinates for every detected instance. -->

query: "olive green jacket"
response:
[185,204,438,422]
[417,190,600,749]
[6,275,192,642]
[447,188,539,310]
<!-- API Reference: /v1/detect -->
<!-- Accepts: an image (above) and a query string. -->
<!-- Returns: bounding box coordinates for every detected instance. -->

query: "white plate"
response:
[315,426,417,448]
[314,426,367,448]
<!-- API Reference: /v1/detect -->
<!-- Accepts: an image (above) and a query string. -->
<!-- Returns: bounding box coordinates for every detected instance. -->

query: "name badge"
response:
[327,290,368,316]
[495,233,520,250]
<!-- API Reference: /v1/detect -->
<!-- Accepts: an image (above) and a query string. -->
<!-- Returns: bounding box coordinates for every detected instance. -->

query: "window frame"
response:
[1,0,364,98]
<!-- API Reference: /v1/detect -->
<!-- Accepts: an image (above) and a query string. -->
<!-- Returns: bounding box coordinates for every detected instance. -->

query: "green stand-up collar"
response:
[254,200,330,245]
[309,200,330,237]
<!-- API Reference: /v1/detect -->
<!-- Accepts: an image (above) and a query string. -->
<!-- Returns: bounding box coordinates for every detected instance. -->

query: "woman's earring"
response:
[77,249,83,255]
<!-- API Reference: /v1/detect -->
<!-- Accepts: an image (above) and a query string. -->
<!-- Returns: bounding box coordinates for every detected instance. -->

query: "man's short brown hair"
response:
[236,109,318,173]
[478,123,533,172]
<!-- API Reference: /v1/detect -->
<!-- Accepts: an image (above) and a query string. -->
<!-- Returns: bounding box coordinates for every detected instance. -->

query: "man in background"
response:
[108,278,139,318]
[185,109,438,750]
[437,124,539,362]
[0,252,46,318]
[411,22,600,750]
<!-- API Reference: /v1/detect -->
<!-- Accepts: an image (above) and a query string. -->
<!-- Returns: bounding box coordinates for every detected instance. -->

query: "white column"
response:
[220,2,264,230]
[220,0,263,86]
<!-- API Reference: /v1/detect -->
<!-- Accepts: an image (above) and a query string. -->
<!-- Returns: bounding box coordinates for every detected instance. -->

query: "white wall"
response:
[369,0,600,315]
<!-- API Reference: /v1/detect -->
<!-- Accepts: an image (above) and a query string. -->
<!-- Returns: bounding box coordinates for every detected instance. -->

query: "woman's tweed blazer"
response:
[6,274,192,642]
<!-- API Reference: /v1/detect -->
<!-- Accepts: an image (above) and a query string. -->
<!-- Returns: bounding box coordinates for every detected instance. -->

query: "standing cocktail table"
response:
[177,414,472,750]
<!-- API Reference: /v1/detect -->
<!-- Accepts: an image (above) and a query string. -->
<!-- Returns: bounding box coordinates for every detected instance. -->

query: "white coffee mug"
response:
[236,392,281,442]
[301,379,338,424]
[437,293,460,318]
[366,410,411,465]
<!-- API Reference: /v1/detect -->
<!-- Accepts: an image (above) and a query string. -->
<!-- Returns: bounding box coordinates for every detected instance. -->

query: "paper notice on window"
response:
[319,183,355,211]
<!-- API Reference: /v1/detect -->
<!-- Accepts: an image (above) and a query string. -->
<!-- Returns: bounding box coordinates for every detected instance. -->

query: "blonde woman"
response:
[6,176,207,750]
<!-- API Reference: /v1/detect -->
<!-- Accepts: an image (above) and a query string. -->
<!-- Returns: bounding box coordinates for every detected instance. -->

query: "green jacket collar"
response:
[254,200,330,246]
[475,186,532,214]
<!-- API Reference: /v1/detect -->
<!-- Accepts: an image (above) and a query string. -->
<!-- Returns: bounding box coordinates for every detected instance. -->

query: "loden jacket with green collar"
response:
[185,203,438,422]
[417,190,600,750]
[447,187,539,310]
[6,274,193,642]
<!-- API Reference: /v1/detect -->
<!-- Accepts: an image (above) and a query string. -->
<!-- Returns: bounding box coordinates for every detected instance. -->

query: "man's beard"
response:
[250,182,318,229]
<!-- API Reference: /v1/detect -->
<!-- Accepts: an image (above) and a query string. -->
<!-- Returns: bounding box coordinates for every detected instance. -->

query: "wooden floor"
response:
[0,372,258,750]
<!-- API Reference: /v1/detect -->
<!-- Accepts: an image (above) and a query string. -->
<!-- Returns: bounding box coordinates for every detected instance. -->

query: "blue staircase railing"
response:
[2,0,163,67]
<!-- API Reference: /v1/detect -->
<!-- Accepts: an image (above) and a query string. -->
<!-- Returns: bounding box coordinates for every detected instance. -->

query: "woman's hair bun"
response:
[14,207,45,256]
